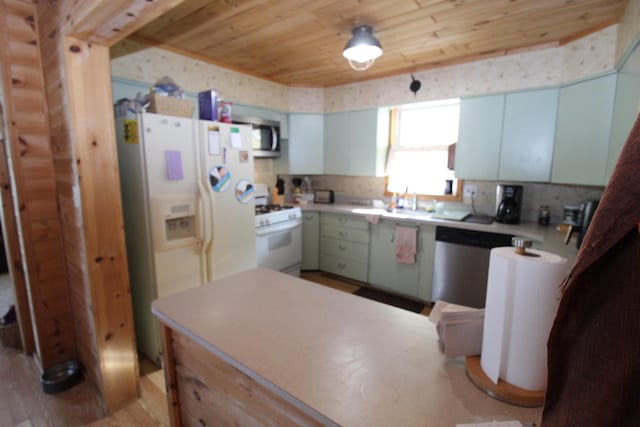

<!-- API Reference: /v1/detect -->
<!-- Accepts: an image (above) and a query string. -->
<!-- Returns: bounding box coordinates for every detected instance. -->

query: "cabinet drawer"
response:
[319,254,368,282]
[320,224,370,244]
[320,213,369,231]
[320,237,369,262]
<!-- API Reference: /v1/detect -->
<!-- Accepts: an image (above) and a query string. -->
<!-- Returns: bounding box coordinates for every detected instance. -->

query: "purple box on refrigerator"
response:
[198,90,218,121]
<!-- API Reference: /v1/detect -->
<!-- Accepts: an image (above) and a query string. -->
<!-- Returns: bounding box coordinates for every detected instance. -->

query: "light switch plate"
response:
[463,184,478,198]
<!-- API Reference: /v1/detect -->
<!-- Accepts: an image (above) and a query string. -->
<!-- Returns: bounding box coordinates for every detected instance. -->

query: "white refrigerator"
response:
[116,112,256,364]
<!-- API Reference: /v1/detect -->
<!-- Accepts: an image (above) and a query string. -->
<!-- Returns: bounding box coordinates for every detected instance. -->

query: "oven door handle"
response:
[255,219,301,236]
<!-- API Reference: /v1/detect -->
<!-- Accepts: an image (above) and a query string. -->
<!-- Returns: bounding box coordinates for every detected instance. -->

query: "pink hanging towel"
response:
[395,225,417,264]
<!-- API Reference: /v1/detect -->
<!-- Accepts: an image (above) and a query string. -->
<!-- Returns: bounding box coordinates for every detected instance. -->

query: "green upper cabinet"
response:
[499,88,559,182]
[284,113,324,174]
[551,73,617,185]
[606,43,640,183]
[324,112,351,174]
[323,109,389,176]
[455,94,505,180]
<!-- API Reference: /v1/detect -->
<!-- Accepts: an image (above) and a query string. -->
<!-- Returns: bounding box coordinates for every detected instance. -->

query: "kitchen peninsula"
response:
[152,268,541,426]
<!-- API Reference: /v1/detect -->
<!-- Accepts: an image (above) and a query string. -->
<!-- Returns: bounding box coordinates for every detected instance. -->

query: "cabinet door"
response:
[302,212,319,270]
[606,46,640,183]
[552,73,617,185]
[416,224,436,302]
[287,114,324,174]
[368,221,419,298]
[455,95,505,180]
[499,88,558,182]
[323,112,350,174]
[349,109,378,176]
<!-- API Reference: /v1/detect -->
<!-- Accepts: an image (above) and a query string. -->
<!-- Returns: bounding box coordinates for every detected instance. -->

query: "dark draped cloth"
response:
[542,112,640,426]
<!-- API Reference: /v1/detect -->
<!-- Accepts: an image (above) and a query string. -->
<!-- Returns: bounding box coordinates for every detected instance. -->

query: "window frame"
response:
[384,108,463,202]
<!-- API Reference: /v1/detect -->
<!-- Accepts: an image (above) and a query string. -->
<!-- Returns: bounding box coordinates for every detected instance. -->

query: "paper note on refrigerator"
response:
[165,150,183,180]
[230,127,241,148]
[208,128,220,155]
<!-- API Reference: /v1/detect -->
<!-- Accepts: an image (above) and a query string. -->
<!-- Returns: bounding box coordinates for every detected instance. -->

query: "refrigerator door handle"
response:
[197,181,211,284]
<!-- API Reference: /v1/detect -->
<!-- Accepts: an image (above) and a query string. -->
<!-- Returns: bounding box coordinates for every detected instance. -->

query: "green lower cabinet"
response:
[319,213,369,282]
[367,221,436,302]
[302,212,319,270]
[416,224,436,302]
[368,221,420,298]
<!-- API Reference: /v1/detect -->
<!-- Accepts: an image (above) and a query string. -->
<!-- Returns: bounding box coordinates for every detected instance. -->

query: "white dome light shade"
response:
[343,25,383,70]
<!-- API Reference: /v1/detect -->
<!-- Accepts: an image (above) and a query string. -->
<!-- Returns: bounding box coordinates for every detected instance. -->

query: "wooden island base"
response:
[161,326,327,427]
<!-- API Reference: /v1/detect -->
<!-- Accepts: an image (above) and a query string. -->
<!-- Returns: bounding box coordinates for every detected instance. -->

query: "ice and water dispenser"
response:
[151,198,198,251]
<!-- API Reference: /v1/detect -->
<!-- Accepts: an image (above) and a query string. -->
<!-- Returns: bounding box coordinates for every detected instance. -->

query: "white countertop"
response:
[152,268,542,427]
[301,202,579,267]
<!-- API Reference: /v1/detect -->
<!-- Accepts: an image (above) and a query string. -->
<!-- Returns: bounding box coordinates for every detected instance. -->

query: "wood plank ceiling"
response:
[130,0,628,87]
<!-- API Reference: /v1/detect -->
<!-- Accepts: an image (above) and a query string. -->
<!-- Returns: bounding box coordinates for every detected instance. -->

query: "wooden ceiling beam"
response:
[66,0,189,45]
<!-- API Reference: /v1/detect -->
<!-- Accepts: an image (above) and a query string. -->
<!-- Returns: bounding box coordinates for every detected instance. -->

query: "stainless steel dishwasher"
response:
[431,226,514,308]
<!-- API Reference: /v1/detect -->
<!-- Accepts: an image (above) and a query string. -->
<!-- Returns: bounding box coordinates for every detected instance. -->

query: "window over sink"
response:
[386,98,461,199]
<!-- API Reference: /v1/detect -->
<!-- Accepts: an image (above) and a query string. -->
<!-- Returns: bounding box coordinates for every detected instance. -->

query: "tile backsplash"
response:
[462,180,604,224]
[265,172,604,225]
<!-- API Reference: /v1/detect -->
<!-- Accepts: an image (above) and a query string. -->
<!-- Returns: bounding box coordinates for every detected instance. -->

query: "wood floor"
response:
[301,271,433,316]
[0,271,430,426]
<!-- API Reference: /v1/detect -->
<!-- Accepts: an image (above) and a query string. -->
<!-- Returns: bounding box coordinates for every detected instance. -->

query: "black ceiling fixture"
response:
[410,74,421,96]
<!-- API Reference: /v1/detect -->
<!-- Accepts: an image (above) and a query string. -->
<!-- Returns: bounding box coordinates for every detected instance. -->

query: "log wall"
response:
[0,0,74,368]
[32,0,189,414]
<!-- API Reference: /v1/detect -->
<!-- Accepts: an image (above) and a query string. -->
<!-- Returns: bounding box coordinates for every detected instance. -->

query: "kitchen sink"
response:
[351,208,433,219]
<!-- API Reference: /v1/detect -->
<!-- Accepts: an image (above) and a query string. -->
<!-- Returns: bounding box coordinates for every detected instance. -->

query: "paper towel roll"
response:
[480,247,566,391]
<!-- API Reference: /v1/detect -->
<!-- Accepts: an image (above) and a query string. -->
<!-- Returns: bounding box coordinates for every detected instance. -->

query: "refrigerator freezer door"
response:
[198,121,257,281]
[117,113,206,364]
[140,113,204,291]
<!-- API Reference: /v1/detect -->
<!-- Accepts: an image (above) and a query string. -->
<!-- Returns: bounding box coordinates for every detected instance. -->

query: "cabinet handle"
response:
[337,262,346,269]
[304,215,313,220]
[339,217,347,223]
[338,244,347,251]
[338,231,347,237]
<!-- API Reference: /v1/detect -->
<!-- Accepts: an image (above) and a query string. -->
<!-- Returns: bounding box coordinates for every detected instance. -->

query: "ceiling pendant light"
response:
[342,25,383,71]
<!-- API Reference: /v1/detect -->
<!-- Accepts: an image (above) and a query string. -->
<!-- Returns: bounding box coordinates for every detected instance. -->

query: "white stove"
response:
[254,184,303,276]
[255,205,302,228]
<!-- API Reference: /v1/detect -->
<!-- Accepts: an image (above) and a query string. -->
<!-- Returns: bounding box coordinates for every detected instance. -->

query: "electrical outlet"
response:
[463,184,478,198]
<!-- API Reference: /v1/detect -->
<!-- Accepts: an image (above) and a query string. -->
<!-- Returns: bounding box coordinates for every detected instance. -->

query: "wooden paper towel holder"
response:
[465,237,544,407]
[465,355,544,407]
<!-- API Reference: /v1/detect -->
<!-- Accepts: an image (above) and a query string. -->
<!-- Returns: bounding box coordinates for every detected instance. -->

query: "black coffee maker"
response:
[495,184,523,224]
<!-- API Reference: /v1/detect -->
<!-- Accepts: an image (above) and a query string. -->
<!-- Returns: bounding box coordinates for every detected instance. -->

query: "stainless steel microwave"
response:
[232,116,280,158]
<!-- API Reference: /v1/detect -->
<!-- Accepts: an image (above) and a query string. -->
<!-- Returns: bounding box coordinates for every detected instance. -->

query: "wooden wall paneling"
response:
[68,264,102,394]
[1,0,75,368]
[31,0,190,415]
[35,0,105,410]
[0,103,35,354]
[63,36,139,412]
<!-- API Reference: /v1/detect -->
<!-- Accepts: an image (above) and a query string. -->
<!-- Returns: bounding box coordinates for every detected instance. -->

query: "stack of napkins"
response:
[429,300,485,358]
